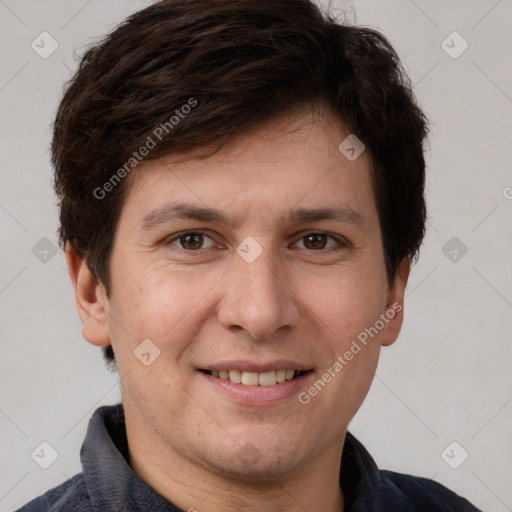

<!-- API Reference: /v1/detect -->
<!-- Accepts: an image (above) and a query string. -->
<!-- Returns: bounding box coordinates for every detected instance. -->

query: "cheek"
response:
[108,265,221,361]
[302,282,385,427]
[317,267,390,399]
[308,269,388,346]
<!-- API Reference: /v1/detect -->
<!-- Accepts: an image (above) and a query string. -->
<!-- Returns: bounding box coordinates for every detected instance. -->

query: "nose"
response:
[217,248,300,340]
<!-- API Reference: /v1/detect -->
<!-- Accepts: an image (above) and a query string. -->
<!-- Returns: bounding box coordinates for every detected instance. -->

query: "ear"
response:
[65,243,111,347]
[381,258,410,347]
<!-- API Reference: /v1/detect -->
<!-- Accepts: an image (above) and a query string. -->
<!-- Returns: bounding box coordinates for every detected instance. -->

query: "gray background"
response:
[1,0,511,510]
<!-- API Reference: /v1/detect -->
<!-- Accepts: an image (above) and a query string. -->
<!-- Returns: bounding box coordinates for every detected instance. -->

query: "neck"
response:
[125,410,345,512]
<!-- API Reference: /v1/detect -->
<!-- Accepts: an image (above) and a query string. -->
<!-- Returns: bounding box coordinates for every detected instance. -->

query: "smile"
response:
[201,369,308,386]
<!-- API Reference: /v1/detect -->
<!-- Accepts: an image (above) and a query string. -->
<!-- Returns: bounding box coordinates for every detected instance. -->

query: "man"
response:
[17,0,481,510]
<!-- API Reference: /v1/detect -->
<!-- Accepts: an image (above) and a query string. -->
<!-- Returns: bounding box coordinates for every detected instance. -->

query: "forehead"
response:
[119,107,378,232]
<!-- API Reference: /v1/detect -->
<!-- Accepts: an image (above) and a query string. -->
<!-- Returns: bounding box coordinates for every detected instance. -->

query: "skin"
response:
[67,105,409,512]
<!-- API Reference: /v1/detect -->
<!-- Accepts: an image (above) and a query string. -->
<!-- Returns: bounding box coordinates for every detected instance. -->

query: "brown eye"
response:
[179,233,204,250]
[303,234,328,250]
[167,231,215,251]
[293,232,345,252]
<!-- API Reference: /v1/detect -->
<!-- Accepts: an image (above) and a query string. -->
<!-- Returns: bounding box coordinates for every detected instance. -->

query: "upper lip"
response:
[197,360,313,373]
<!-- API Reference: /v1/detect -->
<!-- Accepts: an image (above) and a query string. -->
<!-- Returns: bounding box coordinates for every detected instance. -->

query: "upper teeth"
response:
[211,369,298,386]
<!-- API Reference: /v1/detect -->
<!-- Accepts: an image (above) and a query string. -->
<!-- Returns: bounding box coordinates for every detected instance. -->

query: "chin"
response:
[187,425,312,484]
[200,449,303,484]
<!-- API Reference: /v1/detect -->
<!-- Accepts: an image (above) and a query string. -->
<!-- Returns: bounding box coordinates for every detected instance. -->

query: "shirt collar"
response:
[82,404,180,511]
[340,431,386,511]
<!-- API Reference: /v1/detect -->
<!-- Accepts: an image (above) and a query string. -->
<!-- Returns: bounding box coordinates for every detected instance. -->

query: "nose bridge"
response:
[217,245,298,339]
[240,248,281,301]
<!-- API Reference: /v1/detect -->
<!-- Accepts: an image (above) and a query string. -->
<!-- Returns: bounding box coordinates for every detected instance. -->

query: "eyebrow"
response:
[139,202,367,232]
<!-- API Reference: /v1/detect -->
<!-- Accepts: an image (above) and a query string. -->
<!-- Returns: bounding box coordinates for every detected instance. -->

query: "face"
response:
[71,106,408,484]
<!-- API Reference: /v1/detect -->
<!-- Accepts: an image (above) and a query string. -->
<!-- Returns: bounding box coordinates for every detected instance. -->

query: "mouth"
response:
[199,369,309,386]
[197,363,314,405]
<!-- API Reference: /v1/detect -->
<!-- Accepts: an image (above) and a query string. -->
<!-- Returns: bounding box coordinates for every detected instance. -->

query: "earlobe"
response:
[381,258,410,347]
[65,243,111,347]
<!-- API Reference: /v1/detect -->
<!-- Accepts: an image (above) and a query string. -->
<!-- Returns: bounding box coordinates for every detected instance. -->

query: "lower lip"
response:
[198,371,314,406]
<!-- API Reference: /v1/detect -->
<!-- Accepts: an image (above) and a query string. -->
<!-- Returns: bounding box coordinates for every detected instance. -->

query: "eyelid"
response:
[165,230,219,249]
[291,231,348,251]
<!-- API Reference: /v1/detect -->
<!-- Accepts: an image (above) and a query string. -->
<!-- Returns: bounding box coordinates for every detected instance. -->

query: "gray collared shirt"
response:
[16,404,481,511]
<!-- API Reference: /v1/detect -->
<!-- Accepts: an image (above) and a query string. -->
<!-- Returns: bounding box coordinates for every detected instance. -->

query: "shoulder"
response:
[380,470,482,511]
[342,433,481,511]
[14,473,92,512]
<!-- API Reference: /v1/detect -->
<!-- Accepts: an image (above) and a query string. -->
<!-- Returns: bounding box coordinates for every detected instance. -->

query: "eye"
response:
[167,231,216,250]
[293,232,344,251]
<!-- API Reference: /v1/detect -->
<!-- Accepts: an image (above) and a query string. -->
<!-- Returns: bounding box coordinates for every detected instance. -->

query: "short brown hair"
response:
[52,0,428,364]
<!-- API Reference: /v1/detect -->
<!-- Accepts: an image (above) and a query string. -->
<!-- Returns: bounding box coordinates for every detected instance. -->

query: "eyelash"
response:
[164,230,347,253]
